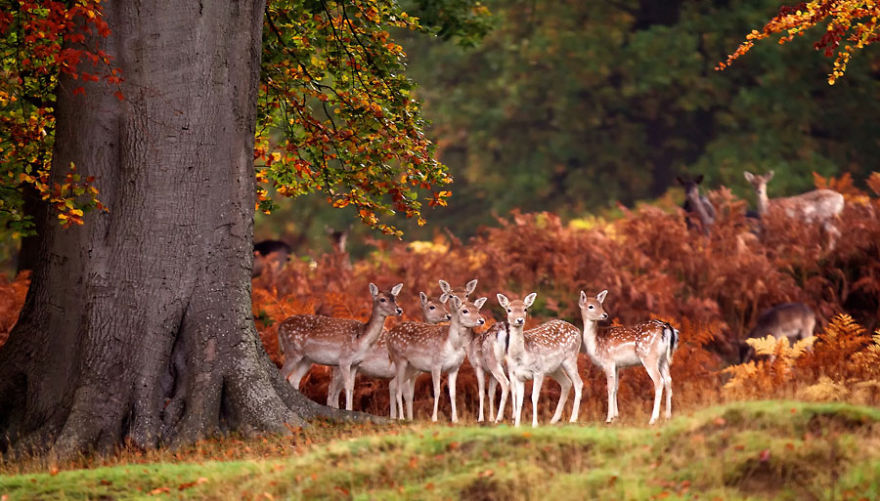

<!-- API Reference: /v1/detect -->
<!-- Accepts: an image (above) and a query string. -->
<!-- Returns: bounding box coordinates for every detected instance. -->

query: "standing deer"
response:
[324,292,450,417]
[501,293,584,427]
[387,295,487,422]
[438,278,478,304]
[277,282,403,411]
[468,319,512,422]
[744,171,844,245]
[579,290,679,425]
[677,174,715,235]
[740,302,816,363]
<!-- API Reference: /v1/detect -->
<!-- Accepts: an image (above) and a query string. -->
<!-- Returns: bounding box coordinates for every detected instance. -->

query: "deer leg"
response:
[548,369,571,424]
[327,368,343,408]
[431,367,442,422]
[531,373,545,428]
[448,369,460,423]
[612,366,620,419]
[562,358,583,423]
[340,362,355,411]
[284,358,312,391]
[394,361,408,420]
[660,359,673,420]
[605,368,616,423]
[387,375,398,419]
[488,376,497,422]
[490,364,510,423]
[404,375,416,420]
[512,378,525,427]
[643,362,664,425]
[475,367,486,422]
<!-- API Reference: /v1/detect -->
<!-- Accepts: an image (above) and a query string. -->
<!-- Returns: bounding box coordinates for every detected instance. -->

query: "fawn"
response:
[579,290,679,424]
[387,295,487,422]
[277,282,403,411]
[501,293,584,427]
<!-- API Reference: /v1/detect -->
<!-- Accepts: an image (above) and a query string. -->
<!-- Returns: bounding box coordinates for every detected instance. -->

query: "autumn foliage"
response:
[2,175,879,422]
[241,173,880,422]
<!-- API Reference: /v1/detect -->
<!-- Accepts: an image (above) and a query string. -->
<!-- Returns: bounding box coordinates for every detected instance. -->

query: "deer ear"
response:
[450,296,462,309]
[579,291,587,307]
[391,283,403,296]
[438,280,451,294]
[439,292,450,304]
[743,171,754,183]
[474,297,488,310]
[419,292,428,305]
[369,283,379,297]
[597,290,608,303]
[675,175,685,185]
[524,292,537,308]
[465,279,478,295]
[695,174,704,184]
[766,170,775,181]
[497,293,509,308]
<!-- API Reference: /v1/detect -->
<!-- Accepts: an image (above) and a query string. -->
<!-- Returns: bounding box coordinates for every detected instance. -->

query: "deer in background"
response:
[388,295,487,422]
[579,290,679,425]
[277,282,403,411]
[252,239,291,277]
[744,171,844,246]
[501,293,584,427]
[324,292,450,417]
[438,278,478,304]
[677,174,715,236]
[740,302,816,363]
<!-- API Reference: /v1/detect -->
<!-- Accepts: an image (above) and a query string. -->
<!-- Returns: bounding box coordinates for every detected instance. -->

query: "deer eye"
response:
[380,298,386,303]
[507,308,511,313]
[462,309,469,314]
[429,305,435,310]
[588,305,594,310]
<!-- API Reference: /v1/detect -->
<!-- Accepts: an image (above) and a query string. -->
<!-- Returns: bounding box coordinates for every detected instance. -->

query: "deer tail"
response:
[663,322,679,364]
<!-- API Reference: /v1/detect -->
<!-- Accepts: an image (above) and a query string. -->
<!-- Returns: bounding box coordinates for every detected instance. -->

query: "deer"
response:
[277,282,403,411]
[743,171,844,246]
[579,290,679,425]
[387,295,487,422]
[324,292,450,417]
[468,319,512,422]
[740,302,816,363]
[677,174,715,236]
[501,293,584,427]
[252,239,291,277]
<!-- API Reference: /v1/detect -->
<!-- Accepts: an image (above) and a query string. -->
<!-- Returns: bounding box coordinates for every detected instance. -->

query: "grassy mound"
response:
[2,401,879,500]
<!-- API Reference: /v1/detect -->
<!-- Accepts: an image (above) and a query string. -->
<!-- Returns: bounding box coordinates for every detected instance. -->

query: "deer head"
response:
[419,291,451,323]
[370,282,404,317]
[497,292,537,327]
[579,289,609,322]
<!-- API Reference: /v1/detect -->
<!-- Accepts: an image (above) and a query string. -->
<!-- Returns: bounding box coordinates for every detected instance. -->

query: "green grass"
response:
[2,401,880,500]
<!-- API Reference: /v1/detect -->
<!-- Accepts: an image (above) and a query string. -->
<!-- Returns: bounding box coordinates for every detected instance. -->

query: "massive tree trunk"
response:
[0,1,339,458]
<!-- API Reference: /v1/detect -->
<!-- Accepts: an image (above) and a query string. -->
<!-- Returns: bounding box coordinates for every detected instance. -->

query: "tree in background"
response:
[0,0,487,458]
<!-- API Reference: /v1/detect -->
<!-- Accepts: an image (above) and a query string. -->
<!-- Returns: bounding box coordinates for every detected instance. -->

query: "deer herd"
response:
[273,171,832,427]
[278,279,681,427]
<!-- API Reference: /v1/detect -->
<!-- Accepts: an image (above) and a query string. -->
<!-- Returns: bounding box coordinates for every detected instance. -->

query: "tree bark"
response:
[0,0,340,458]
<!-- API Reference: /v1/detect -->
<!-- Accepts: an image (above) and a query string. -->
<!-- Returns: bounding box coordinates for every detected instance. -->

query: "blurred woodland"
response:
[250,0,880,254]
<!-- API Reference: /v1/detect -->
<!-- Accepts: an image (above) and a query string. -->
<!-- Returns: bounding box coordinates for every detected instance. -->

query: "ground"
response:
[2,400,879,500]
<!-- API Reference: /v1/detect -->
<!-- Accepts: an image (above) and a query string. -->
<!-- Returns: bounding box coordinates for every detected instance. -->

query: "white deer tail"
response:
[663,322,679,364]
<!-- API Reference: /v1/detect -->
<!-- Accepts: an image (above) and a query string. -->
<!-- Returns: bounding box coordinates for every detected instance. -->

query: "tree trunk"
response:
[0,0,339,458]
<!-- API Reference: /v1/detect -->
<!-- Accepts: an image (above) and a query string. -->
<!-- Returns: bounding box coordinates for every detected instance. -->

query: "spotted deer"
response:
[387,295,487,422]
[677,174,715,236]
[277,282,403,411]
[325,292,450,417]
[468,320,512,422]
[501,293,584,427]
[740,302,816,363]
[438,278,478,304]
[579,290,679,425]
[744,171,844,245]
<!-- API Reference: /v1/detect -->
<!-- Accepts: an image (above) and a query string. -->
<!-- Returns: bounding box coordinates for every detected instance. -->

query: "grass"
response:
[2,401,880,500]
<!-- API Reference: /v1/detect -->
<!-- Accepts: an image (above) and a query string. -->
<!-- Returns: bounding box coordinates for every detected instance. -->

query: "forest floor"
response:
[2,401,879,500]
